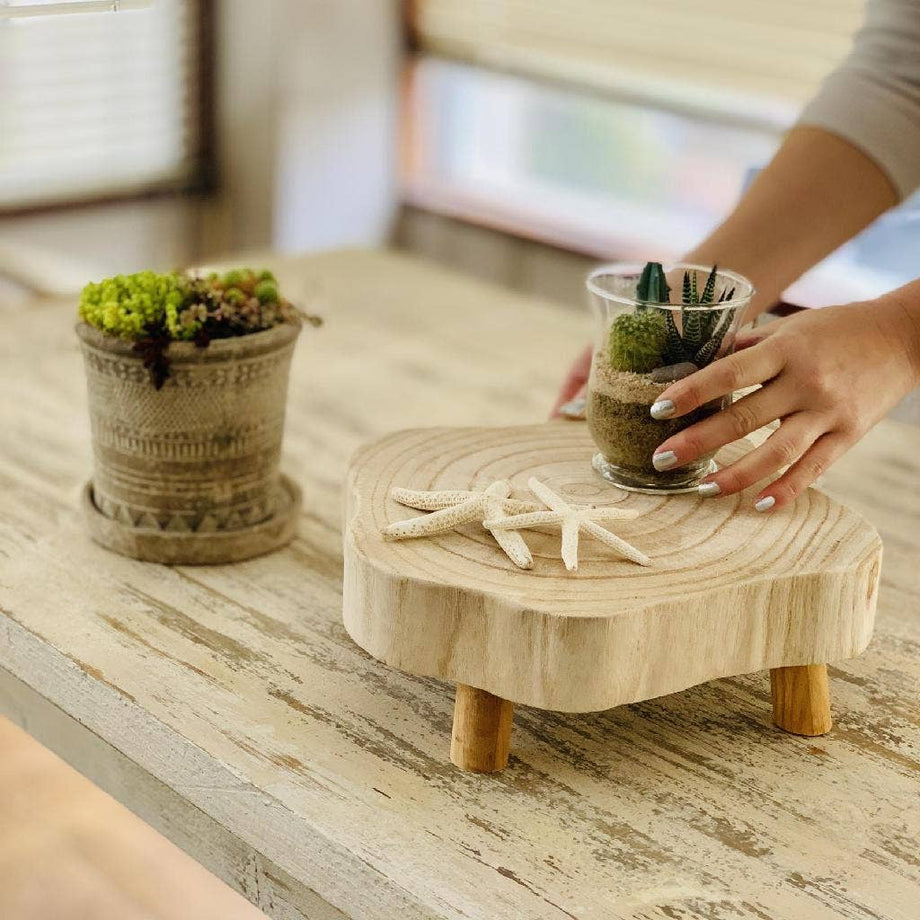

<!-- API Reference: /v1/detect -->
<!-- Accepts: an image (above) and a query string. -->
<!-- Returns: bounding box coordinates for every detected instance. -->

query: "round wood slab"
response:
[343,424,882,712]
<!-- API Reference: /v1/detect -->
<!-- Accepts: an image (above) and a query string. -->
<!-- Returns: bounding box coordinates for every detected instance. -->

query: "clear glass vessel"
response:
[585,262,754,493]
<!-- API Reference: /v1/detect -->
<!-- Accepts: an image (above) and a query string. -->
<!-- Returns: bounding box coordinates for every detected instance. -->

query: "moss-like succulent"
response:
[78,271,188,340]
[608,310,669,373]
[254,279,279,304]
[220,268,248,288]
[79,266,320,388]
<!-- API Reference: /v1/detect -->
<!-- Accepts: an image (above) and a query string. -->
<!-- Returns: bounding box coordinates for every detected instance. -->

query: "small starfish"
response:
[484,477,651,571]
[383,481,541,569]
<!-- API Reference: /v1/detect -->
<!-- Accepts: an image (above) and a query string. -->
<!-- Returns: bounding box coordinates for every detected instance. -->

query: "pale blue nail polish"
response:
[755,496,776,513]
[652,450,678,471]
[698,482,721,497]
[650,399,675,420]
[558,397,586,419]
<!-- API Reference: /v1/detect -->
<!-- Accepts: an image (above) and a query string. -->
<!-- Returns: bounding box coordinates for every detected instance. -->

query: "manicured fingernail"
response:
[558,397,586,419]
[698,481,721,497]
[755,496,776,513]
[650,399,675,420]
[652,450,678,471]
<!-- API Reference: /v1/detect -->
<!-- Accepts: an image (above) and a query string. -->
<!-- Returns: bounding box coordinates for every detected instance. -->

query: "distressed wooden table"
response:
[1,250,918,920]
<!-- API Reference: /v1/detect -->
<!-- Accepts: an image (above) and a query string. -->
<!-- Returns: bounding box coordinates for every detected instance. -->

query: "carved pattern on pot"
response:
[92,489,282,534]
[91,418,284,460]
[77,321,301,535]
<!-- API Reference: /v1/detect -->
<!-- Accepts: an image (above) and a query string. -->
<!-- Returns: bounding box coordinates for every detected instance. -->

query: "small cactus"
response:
[221,268,248,288]
[636,261,670,306]
[611,262,742,372]
[660,264,737,368]
[254,279,280,304]
[608,310,669,373]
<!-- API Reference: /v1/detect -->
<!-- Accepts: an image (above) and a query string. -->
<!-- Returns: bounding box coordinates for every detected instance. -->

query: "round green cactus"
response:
[608,310,668,374]
[223,287,246,306]
[220,268,249,288]
[254,279,279,304]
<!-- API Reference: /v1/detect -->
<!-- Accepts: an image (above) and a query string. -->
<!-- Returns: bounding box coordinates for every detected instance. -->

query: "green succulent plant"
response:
[608,309,669,373]
[223,286,246,306]
[220,268,248,288]
[78,266,318,388]
[636,261,670,305]
[254,279,280,304]
[609,261,738,372]
[78,271,188,340]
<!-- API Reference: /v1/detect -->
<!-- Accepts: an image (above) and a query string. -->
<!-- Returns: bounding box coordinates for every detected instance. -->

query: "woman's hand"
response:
[650,293,920,510]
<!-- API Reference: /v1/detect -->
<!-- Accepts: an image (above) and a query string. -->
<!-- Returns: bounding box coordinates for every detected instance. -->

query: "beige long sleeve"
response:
[797,0,920,200]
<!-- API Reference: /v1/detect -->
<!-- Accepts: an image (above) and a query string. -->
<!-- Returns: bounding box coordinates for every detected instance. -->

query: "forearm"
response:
[877,279,920,389]
[684,126,898,319]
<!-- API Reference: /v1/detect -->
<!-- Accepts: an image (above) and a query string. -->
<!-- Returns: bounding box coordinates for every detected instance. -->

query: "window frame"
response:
[0,0,217,217]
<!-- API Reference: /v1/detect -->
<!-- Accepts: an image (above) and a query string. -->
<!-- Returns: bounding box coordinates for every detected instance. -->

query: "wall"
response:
[0,198,199,298]
[271,0,401,253]
[395,207,597,310]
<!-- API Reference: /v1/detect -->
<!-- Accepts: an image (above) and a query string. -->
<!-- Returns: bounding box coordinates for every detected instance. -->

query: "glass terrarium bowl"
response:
[585,262,754,494]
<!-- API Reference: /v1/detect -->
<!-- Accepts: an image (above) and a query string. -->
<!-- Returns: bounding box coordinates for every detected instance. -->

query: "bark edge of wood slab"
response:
[342,424,881,766]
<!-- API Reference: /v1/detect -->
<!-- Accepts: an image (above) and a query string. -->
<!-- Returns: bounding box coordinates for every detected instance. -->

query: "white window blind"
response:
[413,0,866,124]
[0,0,203,209]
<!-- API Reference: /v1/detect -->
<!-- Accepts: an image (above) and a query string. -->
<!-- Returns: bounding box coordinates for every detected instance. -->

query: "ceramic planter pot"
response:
[585,263,753,493]
[76,319,302,562]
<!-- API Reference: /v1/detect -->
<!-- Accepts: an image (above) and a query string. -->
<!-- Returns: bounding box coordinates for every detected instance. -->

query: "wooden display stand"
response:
[343,424,882,772]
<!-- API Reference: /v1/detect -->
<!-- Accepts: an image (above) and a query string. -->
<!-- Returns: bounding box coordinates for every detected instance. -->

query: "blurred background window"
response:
[2,0,919,311]
[402,0,920,307]
[0,0,209,211]
[403,58,780,262]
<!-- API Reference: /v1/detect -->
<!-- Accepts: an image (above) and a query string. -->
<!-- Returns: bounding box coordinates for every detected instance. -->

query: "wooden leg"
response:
[450,684,514,772]
[770,664,832,736]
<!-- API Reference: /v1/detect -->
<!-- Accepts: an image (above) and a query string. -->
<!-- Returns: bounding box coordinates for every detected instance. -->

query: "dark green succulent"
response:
[670,265,736,365]
[636,261,671,305]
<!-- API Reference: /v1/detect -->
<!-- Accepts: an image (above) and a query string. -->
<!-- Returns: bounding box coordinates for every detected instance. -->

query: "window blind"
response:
[412,0,865,123]
[0,0,205,209]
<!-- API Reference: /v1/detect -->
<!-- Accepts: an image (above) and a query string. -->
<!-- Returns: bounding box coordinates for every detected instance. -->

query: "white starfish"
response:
[484,477,651,571]
[383,481,541,569]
